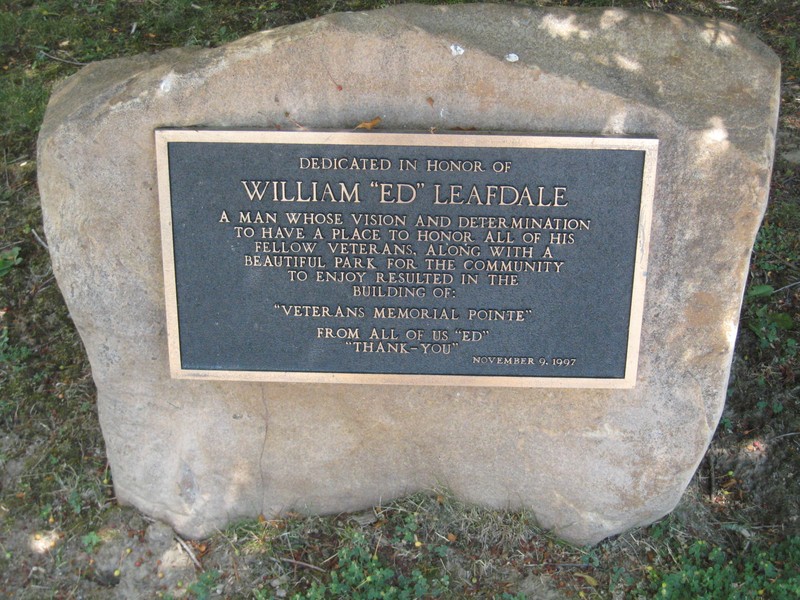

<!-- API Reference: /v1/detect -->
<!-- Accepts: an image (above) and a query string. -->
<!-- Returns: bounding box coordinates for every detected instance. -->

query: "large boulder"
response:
[37,4,780,544]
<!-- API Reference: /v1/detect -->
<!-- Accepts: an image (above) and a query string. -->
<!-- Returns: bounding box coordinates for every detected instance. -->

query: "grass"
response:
[1,0,799,597]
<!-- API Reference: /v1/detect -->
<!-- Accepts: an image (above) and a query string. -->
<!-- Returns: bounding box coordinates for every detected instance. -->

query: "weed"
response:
[752,222,799,277]
[644,537,800,598]
[0,327,31,369]
[294,527,450,599]
[719,415,733,432]
[187,569,220,599]
[81,531,101,554]
[745,284,795,350]
[0,247,22,277]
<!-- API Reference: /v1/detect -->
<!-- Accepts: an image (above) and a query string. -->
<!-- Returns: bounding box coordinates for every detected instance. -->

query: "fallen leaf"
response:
[447,533,457,542]
[192,542,209,557]
[575,572,598,587]
[355,116,381,130]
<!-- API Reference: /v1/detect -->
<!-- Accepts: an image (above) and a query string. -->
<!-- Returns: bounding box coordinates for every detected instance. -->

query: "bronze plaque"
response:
[156,131,657,387]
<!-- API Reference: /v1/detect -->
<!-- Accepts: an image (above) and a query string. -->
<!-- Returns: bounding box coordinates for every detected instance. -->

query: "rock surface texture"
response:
[38,5,780,544]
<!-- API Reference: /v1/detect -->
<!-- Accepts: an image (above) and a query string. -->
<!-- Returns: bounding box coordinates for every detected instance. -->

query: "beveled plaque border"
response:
[156,130,658,388]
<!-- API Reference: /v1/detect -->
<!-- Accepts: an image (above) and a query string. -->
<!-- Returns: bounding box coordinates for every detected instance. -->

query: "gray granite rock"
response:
[37,4,780,544]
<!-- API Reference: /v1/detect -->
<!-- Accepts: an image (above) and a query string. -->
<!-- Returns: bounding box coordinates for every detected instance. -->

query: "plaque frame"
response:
[156,130,658,388]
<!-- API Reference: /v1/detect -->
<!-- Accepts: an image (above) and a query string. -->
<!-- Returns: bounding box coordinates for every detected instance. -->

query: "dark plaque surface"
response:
[156,131,657,387]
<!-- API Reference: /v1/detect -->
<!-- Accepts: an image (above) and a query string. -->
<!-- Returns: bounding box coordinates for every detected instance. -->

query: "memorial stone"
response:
[37,4,780,544]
